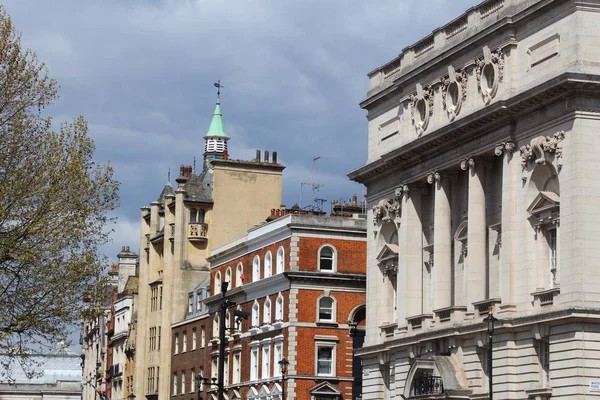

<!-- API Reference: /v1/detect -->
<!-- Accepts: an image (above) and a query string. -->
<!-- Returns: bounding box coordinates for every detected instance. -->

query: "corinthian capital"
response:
[426,171,441,184]
[460,158,475,170]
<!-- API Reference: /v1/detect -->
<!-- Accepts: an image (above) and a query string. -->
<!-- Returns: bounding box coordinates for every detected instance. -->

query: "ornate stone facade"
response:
[350,0,600,399]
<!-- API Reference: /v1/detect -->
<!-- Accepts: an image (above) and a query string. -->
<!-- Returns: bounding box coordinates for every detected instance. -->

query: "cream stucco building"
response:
[133,92,284,400]
[349,0,600,399]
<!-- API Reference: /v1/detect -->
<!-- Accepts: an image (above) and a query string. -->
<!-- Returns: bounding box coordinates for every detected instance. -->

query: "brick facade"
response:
[170,214,367,400]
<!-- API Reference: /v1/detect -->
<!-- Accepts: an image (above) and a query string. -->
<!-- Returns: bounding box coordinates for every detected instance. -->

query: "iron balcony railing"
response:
[413,373,444,396]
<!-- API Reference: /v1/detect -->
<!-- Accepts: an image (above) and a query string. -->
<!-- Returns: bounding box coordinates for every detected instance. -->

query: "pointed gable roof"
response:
[527,191,560,215]
[155,183,175,203]
[309,381,342,396]
[377,243,399,263]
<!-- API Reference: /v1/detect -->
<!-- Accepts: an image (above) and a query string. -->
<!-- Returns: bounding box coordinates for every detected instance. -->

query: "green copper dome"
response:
[205,93,229,139]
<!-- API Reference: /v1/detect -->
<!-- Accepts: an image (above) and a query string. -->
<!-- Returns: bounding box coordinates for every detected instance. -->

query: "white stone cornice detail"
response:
[426,171,441,184]
[410,83,434,136]
[519,131,566,172]
[372,187,404,226]
[494,141,516,156]
[441,65,468,121]
[476,46,504,105]
[460,158,475,170]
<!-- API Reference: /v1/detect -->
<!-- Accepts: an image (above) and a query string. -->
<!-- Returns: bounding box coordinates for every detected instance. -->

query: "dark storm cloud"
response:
[3,0,480,260]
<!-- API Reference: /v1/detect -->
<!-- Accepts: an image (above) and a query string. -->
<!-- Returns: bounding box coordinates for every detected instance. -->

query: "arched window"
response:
[213,314,219,339]
[225,310,231,331]
[264,251,272,278]
[276,247,285,274]
[318,245,336,272]
[214,272,222,294]
[275,293,284,322]
[236,263,244,287]
[251,300,260,328]
[263,297,271,325]
[225,267,232,286]
[198,209,205,224]
[253,256,260,282]
[318,296,335,322]
[190,208,197,223]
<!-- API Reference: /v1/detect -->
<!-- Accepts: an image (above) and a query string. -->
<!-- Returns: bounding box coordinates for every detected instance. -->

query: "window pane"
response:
[319,297,333,320]
[320,247,334,271]
[317,347,333,375]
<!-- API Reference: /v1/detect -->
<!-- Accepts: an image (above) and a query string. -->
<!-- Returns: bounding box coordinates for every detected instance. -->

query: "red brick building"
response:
[169,212,366,400]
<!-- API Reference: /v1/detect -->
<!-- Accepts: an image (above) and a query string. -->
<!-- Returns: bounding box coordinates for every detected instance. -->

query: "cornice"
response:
[349,73,600,185]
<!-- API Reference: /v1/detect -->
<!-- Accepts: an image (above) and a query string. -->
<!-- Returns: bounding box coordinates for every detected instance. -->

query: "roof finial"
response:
[193,156,196,173]
[167,167,171,183]
[214,80,224,103]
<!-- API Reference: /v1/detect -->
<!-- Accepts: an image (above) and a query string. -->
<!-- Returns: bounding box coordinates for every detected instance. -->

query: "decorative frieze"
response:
[441,66,468,121]
[410,83,434,136]
[476,46,505,105]
[519,131,565,172]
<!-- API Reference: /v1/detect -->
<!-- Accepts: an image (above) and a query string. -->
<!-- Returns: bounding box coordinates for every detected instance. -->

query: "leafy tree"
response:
[0,5,119,377]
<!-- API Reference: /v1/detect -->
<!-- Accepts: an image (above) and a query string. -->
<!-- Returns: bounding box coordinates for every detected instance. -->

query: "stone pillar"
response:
[430,172,452,311]
[497,142,517,307]
[398,185,422,321]
[464,158,487,308]
[150,200,161,234]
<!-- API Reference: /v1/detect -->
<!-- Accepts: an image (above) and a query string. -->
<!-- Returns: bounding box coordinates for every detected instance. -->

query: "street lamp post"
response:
[278,358,289,400]
[196,375,218,400]
[483,307,498,400]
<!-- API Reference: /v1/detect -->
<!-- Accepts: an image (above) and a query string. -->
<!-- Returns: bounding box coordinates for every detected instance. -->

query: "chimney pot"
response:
[264,150,269,163]
[223,149,229,160]
[352,193,357,206]
[272,152,278,164]
[256,150,261,162]
[180,165,184,176]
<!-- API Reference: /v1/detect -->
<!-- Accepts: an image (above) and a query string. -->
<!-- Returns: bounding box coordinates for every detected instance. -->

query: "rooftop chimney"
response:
[352,193,357,206]
[255,150,261,162]
[264,150,269,163]
[272,151,278,164]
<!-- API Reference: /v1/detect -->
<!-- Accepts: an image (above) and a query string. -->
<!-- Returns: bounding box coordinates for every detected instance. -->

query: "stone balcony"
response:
[188,222,208,242]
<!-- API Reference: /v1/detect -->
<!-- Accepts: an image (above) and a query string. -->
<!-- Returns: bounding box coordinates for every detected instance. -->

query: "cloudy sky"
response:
[4,0,478,262]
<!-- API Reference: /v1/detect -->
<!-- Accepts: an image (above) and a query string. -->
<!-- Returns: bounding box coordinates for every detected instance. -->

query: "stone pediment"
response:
[309,381,342,396]
[377,243,399,263]
[527,191,560,215]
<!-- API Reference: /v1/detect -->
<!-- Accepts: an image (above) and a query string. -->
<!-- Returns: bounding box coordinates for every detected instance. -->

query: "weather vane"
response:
[214,80,224,96]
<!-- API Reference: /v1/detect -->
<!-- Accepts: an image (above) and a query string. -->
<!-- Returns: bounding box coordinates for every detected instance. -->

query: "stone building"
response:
[349,0,600,398]
[170,211,366,400]
[134,92,285,400]
[0,345,82,400]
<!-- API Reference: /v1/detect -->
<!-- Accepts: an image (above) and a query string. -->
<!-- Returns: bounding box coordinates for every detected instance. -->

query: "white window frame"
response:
[252,300,260,328]
[263,297,272,325]
[317,295,336,323]
[174,334,179,354]
[188,295,194,314]
[232,351,241,384]
[224,355,229,387]
[315,342,336,377]
[213,315,219,339]
[181,370,186,395]
[318,244,337,272]
[253,256,260,282]
[546,226,558,288]
[264,251,273,278]
[236,263,244,286]
[261,343,271,379]
[201,326,206,347]
[273,339,283,377]
[215,272,222,294]
[276,246,285,274]
[250,344,259,381]
[182,331,187,352]
[275,293,284,322]
[172,372,178,396]
[191,369,195,393]
[226,267,232,286]
[211,358,218,379]
[192,328,197,350]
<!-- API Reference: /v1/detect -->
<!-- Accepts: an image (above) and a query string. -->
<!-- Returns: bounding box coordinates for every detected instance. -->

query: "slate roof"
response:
[183,169,213,204]
[155,183,175,203]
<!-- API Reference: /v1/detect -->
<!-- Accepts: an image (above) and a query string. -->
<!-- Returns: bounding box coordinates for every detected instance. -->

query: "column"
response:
[466,159,487,307]
[498,142,517,306]
[431,172,452,311]
[398,185,422,321]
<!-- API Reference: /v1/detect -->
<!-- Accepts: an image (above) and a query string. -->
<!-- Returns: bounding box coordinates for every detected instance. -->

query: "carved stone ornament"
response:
[494,141,516,156]
[426,171,441,185]
[410,83,435,137]
[441,66,468,121]
[475,46,504,105]
[460,158,475,171]
[372,187,406,226]
[519,131,566,172]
